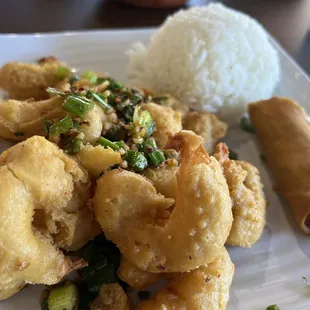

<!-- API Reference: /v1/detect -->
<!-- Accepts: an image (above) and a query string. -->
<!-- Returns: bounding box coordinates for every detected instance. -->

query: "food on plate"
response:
[0,57,65,100]
[143,165,178,199]
[0,136,100,300]
[183,111,227,153]
[0,51,267,308]
[90,283,129,310]
[214,143,266,247]
[136,248,234,310]
[127,3,280,123]
[0,96,65,140]
[141,103,182,148]
[94,131,233,272]
[77,144,121,178]
[249,97,310,234]
[118,256,161,290]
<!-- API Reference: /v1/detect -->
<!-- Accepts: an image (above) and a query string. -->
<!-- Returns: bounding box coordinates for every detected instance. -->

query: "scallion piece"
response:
[91,92,112,110]
[48,282,79,310]
[46,87,66,96]
[69,73,80,84]
[56,66,70,79]
[82,71,97,85]
[63,95,95,118]
[64,137,83,154]
[143,137,157,153]
[49,116,73,136]
[96,137,120,151]
[107,78,123,90]
[266,305,280,310]
[133,106,155,137]
[125,150,148,172]
[148,150,165,167]
[240,116,255,133]
[114,140,126,150]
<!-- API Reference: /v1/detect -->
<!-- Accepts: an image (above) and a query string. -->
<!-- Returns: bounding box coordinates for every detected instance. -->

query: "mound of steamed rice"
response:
[126,4,280,123]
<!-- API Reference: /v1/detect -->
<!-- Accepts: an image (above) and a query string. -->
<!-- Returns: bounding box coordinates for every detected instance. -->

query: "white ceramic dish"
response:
[0,29,310,310]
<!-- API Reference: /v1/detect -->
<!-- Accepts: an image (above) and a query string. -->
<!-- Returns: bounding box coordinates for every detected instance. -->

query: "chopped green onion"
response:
[107,78,123,91]
[152,96,169,105]
[240,116,255,133]
[56,66,70,79]
[125,150,148,172]
[96,137,120,151]
[64,137,83,154]
[46,87,66,96]
[69,73,80,84]
[90,92,112,110]
[48,282,78,310]
[114,140,126,150]
[133,106,155,137]
[49,116,73,136]
[82,71,97,85]
[148,150,165,166]
[143,137,157,153]
[63,95,95,118]
[266,305,280,310]
[138,290,151,301]
[123,105,135,122]
[43,120,50,136]
[131,92,143,104]
[14,131,24,137]
[228,149,238,160]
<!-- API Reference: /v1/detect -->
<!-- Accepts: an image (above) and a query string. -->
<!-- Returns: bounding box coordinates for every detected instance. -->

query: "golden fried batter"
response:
[90,283,129,310]
[118,256,161,290]
[136,248,234,310]
[141,103,182,148]
[94,131,232,273]
[0,58,65,100]
[0,136,100,300]
[214,143,266,247]
[183,111,227,153]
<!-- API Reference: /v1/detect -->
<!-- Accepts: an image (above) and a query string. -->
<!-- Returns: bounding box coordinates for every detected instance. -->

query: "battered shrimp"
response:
[136,248,234,310]
[214,143,266,247]
[0,57,64,100]
[94,130,232,272]
[0,96,114,144]
[90,283,129,310]
[141,103,182,148]
[0,136,100,300]
[143,166,178,199]
[118,256,161,290]
[183,111,227,153]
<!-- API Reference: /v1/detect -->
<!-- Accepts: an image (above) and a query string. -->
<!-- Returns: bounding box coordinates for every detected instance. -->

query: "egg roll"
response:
[248,97,310,234]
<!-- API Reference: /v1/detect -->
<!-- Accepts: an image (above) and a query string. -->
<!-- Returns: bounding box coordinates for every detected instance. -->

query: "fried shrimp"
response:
[183,111,227,153]
[0,136,100,300]
[0,57,63,100]
[94,130,232,272]
[136,248,234,310]
[214,143,266,247]
[118,256,161,290]
[0,96,114,144]
[143,166,178,199]
[141,103,182,148]
[90,283,129,310]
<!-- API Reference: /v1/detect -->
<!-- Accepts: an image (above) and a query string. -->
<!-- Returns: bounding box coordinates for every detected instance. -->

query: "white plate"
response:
[1,29,310,310]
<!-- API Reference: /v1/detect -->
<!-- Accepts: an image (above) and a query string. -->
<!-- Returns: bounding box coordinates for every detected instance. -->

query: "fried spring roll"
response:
[249,97,310,234]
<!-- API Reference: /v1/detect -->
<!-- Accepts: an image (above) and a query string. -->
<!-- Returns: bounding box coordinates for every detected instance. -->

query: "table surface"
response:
[1,0,310,74]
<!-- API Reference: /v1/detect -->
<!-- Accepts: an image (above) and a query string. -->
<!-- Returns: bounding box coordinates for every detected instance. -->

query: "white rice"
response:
[126,4,280,123]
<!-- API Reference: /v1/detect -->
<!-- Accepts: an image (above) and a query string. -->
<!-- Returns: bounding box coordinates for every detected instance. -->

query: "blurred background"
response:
[1,0,309,74]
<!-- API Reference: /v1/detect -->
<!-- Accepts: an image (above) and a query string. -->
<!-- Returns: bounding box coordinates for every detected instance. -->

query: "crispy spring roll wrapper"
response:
[249,97,310,234]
